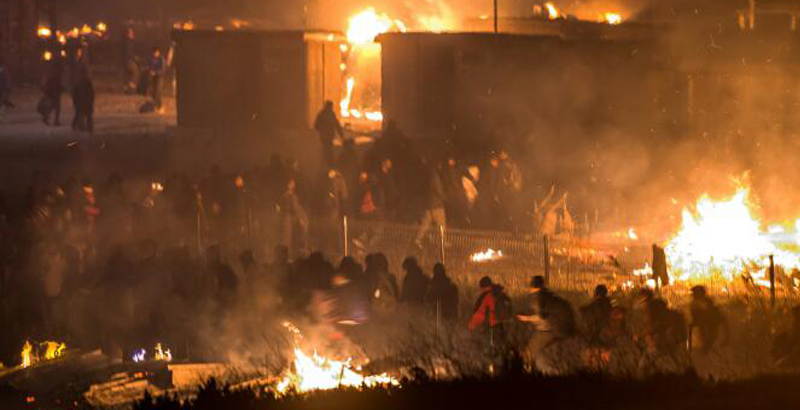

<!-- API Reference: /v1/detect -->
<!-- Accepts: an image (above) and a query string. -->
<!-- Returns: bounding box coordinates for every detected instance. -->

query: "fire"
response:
[20,340,66,368]
[21,341,32,368]
[418,15,450,33]
[628,228,638,240]
[340,77,356,118]
[601,12,622,25]
[132,349,146,363]
[43,51,53,61]
[545,2,562,20]
[43,341,66,360]
[275,322,398,394]
[154,343,173,361]
[37,27,52,38]
[96,22,108,33]
[470,248,504,263]
[663,183,800,284]
[346,8,400,46]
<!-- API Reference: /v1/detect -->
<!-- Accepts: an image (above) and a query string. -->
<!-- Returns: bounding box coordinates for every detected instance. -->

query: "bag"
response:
[37,97,53,117]
[492,287,513,323]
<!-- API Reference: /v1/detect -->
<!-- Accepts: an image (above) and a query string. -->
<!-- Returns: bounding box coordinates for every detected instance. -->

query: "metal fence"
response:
[222,211,652,295]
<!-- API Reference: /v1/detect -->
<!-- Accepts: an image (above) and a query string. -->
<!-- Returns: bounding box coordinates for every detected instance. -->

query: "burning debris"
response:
[274,323,398,394]
[19,340,66,368]
[131,343,173,363]
[642,178,800,287]
[470,248,504,263]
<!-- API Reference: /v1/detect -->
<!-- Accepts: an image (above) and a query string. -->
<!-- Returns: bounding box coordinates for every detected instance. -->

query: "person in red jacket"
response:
[469,276,512,343]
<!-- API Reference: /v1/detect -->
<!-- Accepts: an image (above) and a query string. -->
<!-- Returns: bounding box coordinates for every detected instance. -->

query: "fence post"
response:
[543,235,550,285]
[196,203,202,255]
[343,215,349,257]
[439,224,446,264]
[769,255,776,308]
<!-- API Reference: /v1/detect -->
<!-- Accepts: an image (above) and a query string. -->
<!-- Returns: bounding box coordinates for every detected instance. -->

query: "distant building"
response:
[173,30,344,131]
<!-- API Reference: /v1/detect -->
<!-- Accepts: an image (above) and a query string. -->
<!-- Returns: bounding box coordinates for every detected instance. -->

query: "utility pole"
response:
[493,0,498,34]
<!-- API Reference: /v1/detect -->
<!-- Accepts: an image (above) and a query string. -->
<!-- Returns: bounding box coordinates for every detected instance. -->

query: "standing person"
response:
[400,257,429,308]
[71,50,94,133]
[278,179,309,256]
[377,159,397,221]
[425,263,459,324]
[122,28,138,93]
[41,59,64,126]
[0,56,13,123]
[314,101,344,166]
[414,163,447,249]
[149,47,166,112]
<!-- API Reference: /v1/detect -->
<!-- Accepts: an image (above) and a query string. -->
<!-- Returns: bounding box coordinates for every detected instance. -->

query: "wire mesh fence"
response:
[209,208,653,295]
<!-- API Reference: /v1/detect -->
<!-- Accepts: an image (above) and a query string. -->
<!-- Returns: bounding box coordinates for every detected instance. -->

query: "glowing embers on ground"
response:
[274,322,398,395]
[662,182,800,285]
[470,248,504,263]
[20,340,66,368]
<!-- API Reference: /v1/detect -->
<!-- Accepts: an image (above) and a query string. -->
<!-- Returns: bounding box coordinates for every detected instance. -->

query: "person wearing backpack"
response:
[636,288,688,373]
[518,276,577,359]
[688,286,726,355]
[469,276,512,344]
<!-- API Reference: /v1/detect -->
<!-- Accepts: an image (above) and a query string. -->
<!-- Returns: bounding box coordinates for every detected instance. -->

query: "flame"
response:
[43,51,53,61]
[470,248,504,263]
[37,27,52,38]
[67,28,79,38]
[154,343,173,361]
[347,8,399,45]
[21,341,32,368]
[43,341,66,360]
[132,349,146,363]
[81,24,92,35]
[628,228,638,240]
[545,2,562,20]
[663,183,800,284]
[275,322,398,394]
[418,15,451,33]
[58,34,67,44]
[340,77,356,118]
[174,21,195,31]
[601,12,622,25]
[96,22,107,32]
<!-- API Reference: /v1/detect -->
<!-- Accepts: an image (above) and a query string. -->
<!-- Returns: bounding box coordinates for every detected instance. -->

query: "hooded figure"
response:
[425,263,459,321]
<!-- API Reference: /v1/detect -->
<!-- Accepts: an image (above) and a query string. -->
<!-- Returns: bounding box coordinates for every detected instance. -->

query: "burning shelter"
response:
[173,30,345,132]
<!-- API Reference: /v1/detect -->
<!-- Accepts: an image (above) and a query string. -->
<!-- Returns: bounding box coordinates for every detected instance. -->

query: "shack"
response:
[173,30,345,131]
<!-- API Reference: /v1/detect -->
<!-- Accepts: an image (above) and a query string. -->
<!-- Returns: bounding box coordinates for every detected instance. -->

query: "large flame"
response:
[275,322,398,394]
[346,8,400,46]
[664,183,800,284]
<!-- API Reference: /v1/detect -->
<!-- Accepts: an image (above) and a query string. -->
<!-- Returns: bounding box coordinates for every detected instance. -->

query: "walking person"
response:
[71,51,94,133]
[122,28,139,94]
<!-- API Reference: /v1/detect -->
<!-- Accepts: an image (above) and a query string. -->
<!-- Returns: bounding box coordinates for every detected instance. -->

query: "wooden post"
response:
[769,255,776,308]
[543,235,550,285]
[342,215,348,257]
[439,224,446,264]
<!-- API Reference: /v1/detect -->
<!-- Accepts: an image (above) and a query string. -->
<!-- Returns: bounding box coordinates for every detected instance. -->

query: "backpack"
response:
[492,286,513,323]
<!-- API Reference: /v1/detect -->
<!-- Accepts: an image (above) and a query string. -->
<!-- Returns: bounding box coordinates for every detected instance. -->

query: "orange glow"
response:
[545,2,561,20]
[346,8,402,45]
[601,12,622,25]
[37,27,52,38]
